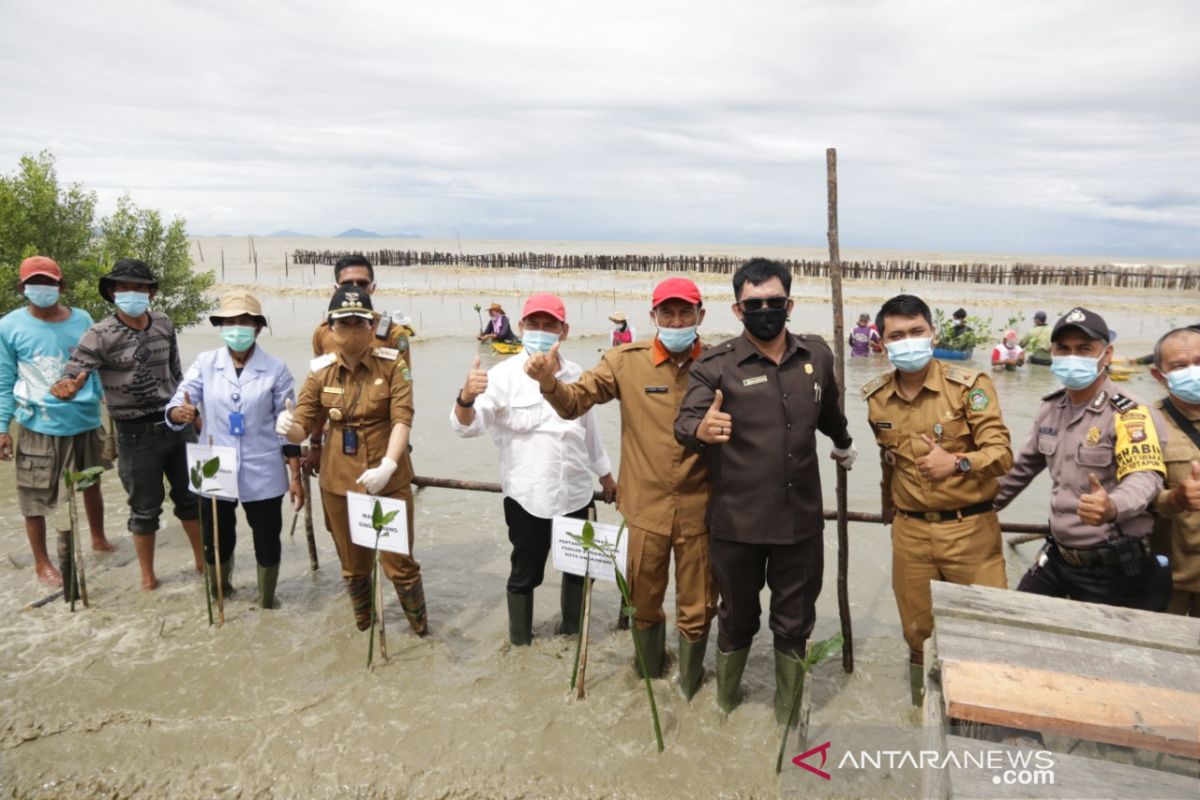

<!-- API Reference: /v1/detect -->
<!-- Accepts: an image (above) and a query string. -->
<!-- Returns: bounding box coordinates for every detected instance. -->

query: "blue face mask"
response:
[114,291,150,316]
[522,329,560,354]
[24,285,60,308]
[885,337,933,373]
[1166,365,1200,404]
[657,325,697,353]
[1051,355,1101,390]
[220,325,257,353]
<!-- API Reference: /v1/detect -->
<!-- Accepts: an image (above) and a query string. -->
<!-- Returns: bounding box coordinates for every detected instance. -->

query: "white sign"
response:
[185,444,240,501]
[346,491,410,555]
[551,518,628,584]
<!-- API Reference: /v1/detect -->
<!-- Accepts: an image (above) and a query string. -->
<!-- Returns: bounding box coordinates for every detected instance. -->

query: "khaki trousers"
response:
[1166,588,1200,617]
[321,488,421,589]
[626,519,716,641]
[891,509,1006,662]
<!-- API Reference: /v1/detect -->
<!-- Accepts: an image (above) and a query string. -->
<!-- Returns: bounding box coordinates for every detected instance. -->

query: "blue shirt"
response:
[166,345,296,502]
[0,307,103,436]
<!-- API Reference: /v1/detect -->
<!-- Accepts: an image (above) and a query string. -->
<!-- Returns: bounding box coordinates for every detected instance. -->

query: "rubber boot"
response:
[507,591,534,646]
[208,556,235,597]
[909,661,924,707]
[556,576,584,636]
[632,621,666,679]
[773,649,806,726]
[396,578,429,637]
[257,563,279,609]
[347,576,373,631]
[676,629,709,701]
[716,646,750,714]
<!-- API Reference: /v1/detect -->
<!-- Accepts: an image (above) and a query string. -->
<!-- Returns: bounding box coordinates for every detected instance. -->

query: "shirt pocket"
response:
[507,397,547,433]
[1038,434,1058,456]
[15,438,55,490]
[936,414,971,453]
[1077,445,1112,469]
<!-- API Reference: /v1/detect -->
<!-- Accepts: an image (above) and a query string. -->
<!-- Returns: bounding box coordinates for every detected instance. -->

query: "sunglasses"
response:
[738,296,788,312]
[338,279,372,289]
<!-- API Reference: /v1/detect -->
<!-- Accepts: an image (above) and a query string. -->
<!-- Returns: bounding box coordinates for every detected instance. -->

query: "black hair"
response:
[732,258,791,301]
[1153,326,1200,369]
[333,254,375,282]
[952,307,967,320]
[876,294,933,336]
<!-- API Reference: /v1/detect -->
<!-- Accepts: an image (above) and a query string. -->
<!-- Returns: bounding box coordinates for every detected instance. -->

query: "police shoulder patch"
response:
[944,366,980,388]
[861,372,891,399]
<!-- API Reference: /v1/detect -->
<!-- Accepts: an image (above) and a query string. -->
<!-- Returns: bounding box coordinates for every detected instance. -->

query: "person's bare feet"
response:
[35,562,64,587]
[141,573,159,591]
[91,536,117,553]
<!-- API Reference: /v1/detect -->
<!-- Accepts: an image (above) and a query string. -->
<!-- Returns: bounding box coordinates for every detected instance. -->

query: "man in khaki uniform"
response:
[278,286,426,635]
[527,277,716,698]
[1148,327,1200,615]
[864,294,1012,704]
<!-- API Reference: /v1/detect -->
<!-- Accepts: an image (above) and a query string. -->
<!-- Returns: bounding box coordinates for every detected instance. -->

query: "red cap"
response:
[652,277,702,307]
[521,293,566,322]
[19,256,62,283]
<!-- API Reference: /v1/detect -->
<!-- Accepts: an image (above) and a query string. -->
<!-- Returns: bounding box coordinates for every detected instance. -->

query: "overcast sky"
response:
[1,1,1197,258]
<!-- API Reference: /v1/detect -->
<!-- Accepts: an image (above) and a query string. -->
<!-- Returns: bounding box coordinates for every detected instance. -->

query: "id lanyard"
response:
[229,388,245,436]
[337,370,365,455]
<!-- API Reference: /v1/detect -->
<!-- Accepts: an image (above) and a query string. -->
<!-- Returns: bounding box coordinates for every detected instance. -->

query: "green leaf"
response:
[202,457,220,478]
[190,466,202,489]
[804,632,845,671]
[581,521,595,548]
[371,500,383,530]
[380,509,399,529]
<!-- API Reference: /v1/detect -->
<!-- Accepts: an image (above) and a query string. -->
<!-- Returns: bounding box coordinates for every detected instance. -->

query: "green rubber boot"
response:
[208,556,235,597]
[773,649,806,726]
[632,621,666,679]
[676,629,710,701]
[716,646,750,714]
[257,563,280,609]
[556,576,584,636]
[507,591,534,646]
[909,661,925,707]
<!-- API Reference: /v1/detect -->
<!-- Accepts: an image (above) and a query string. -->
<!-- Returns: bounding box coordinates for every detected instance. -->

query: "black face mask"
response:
[742,308,787,341]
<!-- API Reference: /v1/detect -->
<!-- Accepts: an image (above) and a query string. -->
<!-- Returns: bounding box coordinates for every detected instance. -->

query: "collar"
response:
[217,344,264,374]
[731,331,802,365]
[1057,376,1118,414]
[652,336,703,366]
[884,359,944,400]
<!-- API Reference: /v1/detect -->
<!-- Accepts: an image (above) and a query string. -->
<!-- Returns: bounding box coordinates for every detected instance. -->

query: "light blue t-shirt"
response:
[0,307,103,436]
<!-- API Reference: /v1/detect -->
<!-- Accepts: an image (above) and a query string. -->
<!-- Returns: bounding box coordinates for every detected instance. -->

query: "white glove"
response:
[831,444,857,471]
[356,457,398,494]
[275,398,296,436]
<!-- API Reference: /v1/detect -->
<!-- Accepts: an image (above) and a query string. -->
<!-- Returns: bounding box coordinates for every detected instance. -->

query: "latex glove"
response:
[275,398,296,436]
[830,444,857,471]
[356,457,398,495]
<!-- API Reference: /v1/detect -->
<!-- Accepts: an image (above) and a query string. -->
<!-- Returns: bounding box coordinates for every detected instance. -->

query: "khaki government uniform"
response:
[544,337,714,640]
[864,360,1012,661]
[1151,397,1200,615]
[312,317,415,366]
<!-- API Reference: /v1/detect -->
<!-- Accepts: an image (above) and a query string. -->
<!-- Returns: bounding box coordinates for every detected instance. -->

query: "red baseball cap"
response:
[19,256,62,283]
[652,277,702,308]
[521,293,566,322]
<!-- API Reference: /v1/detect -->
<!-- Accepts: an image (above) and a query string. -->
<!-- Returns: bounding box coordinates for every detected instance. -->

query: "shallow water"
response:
[1,263,1196,798]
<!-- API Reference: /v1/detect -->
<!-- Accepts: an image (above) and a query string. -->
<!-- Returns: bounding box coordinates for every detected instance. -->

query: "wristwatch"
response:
[955,456,972,474]
[456,391,475,408]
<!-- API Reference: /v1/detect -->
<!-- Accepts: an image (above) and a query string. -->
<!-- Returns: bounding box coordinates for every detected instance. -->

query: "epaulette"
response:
[861,372,892,399]
[696,340,738,362]
[797,332,828,346]
[372,346,400,361]
[617,340,652,353]
[944,365,981,388]
[308,353,336,373]
[1041,387,1067,401]
[1110,393,1138,414]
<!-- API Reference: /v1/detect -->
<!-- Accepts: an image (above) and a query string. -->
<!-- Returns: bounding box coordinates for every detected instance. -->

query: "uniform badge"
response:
[968,388,989,411]
[804,363,814,375]
[329,408,343,421]
[933,423,944,439]
[401,366,412,382]
[374,378,384,385]
[1086,426,1101,445]
[1065,308,1086,323]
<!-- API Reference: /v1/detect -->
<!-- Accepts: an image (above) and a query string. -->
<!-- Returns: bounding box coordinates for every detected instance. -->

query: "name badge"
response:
[742,376,768,387]
[322,386,345,395]
[228,411,245,437]
[644,386,668,394]
[873,421,893,430]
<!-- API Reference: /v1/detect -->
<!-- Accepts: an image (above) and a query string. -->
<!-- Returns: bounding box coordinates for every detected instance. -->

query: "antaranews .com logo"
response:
[793,741,1056,787]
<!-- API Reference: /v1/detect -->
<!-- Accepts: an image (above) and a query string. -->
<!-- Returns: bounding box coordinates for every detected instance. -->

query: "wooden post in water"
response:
[221,250,225,281]
[826,147,854,674]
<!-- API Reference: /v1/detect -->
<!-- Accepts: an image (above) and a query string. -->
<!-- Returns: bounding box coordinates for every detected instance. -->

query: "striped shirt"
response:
[63,311,183,420]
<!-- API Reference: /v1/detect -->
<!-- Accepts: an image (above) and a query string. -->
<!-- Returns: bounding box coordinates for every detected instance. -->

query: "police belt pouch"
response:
[1050,534,1152,577]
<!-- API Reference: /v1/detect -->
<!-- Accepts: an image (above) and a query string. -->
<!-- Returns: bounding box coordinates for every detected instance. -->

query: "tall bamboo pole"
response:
[209,435,225,626]
[826,148,853,673]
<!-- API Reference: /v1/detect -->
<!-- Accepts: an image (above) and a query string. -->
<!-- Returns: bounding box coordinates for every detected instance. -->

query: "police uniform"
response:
[863,360,1011,685]
[293,292,425,635]
[1152,397,1200,615]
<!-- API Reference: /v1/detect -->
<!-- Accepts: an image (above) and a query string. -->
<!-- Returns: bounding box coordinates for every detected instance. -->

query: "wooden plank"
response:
[944,735,1199,799]
[922,636,950,800]
[934,616,1199,695]
[931,582,1200,655]
[941,660,1200,759]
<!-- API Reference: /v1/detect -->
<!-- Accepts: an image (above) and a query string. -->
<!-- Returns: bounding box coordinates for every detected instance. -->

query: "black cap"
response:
[98,258,158,302]
[326,286,374,321]
[1051,307,1111,343]
[952,308,967,320]
[1033,310,1047,322]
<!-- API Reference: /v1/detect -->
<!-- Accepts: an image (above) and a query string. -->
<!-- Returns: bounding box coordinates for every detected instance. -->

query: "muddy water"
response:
[1,263,1196,798]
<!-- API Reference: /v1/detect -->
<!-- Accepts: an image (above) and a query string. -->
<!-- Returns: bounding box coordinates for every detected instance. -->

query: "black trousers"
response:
[710,534,824,655]
[1017,545,1171,611]
[502,496,591,595]
[199,495,284,567]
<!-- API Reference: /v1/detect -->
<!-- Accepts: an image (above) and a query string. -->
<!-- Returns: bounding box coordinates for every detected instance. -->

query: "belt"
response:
[1053,537,1150,568]
[115,413,170,433]
[896,501,993,523]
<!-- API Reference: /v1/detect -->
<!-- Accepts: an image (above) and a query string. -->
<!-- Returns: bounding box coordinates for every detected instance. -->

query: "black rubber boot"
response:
[716,646,750,714]
[208,556,235,597]
[507,591,534,646]
[676,629,709,700]
[773,649,806,726]
[632,621,666,679]
[556,576,584,636]
[257,563,279,609]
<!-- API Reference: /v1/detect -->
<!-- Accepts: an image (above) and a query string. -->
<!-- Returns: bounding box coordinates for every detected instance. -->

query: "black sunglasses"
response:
[339,279,372,289]
[738,296,788,312]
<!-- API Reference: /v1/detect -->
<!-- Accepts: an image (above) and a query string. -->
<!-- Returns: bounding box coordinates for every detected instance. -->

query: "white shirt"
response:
[450,350,612,518]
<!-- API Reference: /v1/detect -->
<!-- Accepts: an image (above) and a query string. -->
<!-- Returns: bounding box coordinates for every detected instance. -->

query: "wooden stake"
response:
[209,435,225,626]
[302,454,319,571]
[826,147,853,674]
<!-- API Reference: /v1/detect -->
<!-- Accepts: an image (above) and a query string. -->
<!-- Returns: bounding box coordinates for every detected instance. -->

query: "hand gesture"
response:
[695,389,732,445]
[461,356,489,403]
[1078,473,1117,526]
[170,391,198,425]
[917,434,958,481]
[275,398,297,437]
[1171,461,1200,513]
[523,342,560,390]
[356,457,398,495]
[50,371,89,400]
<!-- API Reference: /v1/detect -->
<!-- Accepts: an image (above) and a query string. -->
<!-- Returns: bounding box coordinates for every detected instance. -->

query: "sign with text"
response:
[185,443,239,501]
[551,517,627,584]
[346,491,410,555]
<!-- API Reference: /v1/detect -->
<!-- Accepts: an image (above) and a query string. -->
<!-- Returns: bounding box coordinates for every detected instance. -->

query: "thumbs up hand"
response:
[51,370,89,400]
[696,389,733,444]
[1169,461,1200,513]
[523,341,560,391]
[170,391,198,425]
[275,397,297,437]
[1078,472,1117,526]
[462,355,489,403]
[916,433,958,481]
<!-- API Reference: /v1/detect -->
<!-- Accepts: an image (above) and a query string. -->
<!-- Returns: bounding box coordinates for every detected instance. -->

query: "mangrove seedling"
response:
[189,456,221,625]
[63,466,105,611]
[368,499,400,668]
[775,632,845,774]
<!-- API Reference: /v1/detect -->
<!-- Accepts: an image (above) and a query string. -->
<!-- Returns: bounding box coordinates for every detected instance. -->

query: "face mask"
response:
[114,291,150,316]
[220,325,256,353]
[332,325,374,356]
[741,309,787,341]
[885,337,933,373]
[24,285,60,308]
[1166,365,1200,404]
[657,325,697,353]
[1051,355,1101,390]
[522,329,560,354]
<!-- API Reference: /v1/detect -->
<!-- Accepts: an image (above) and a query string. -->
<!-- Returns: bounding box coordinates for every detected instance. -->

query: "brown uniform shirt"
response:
[543,337,709,537]
[864,360,1012,516]
[1152,397,1200,591]
[312,317,415,367]
[675,332,852,545]
[293,347,414,497]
